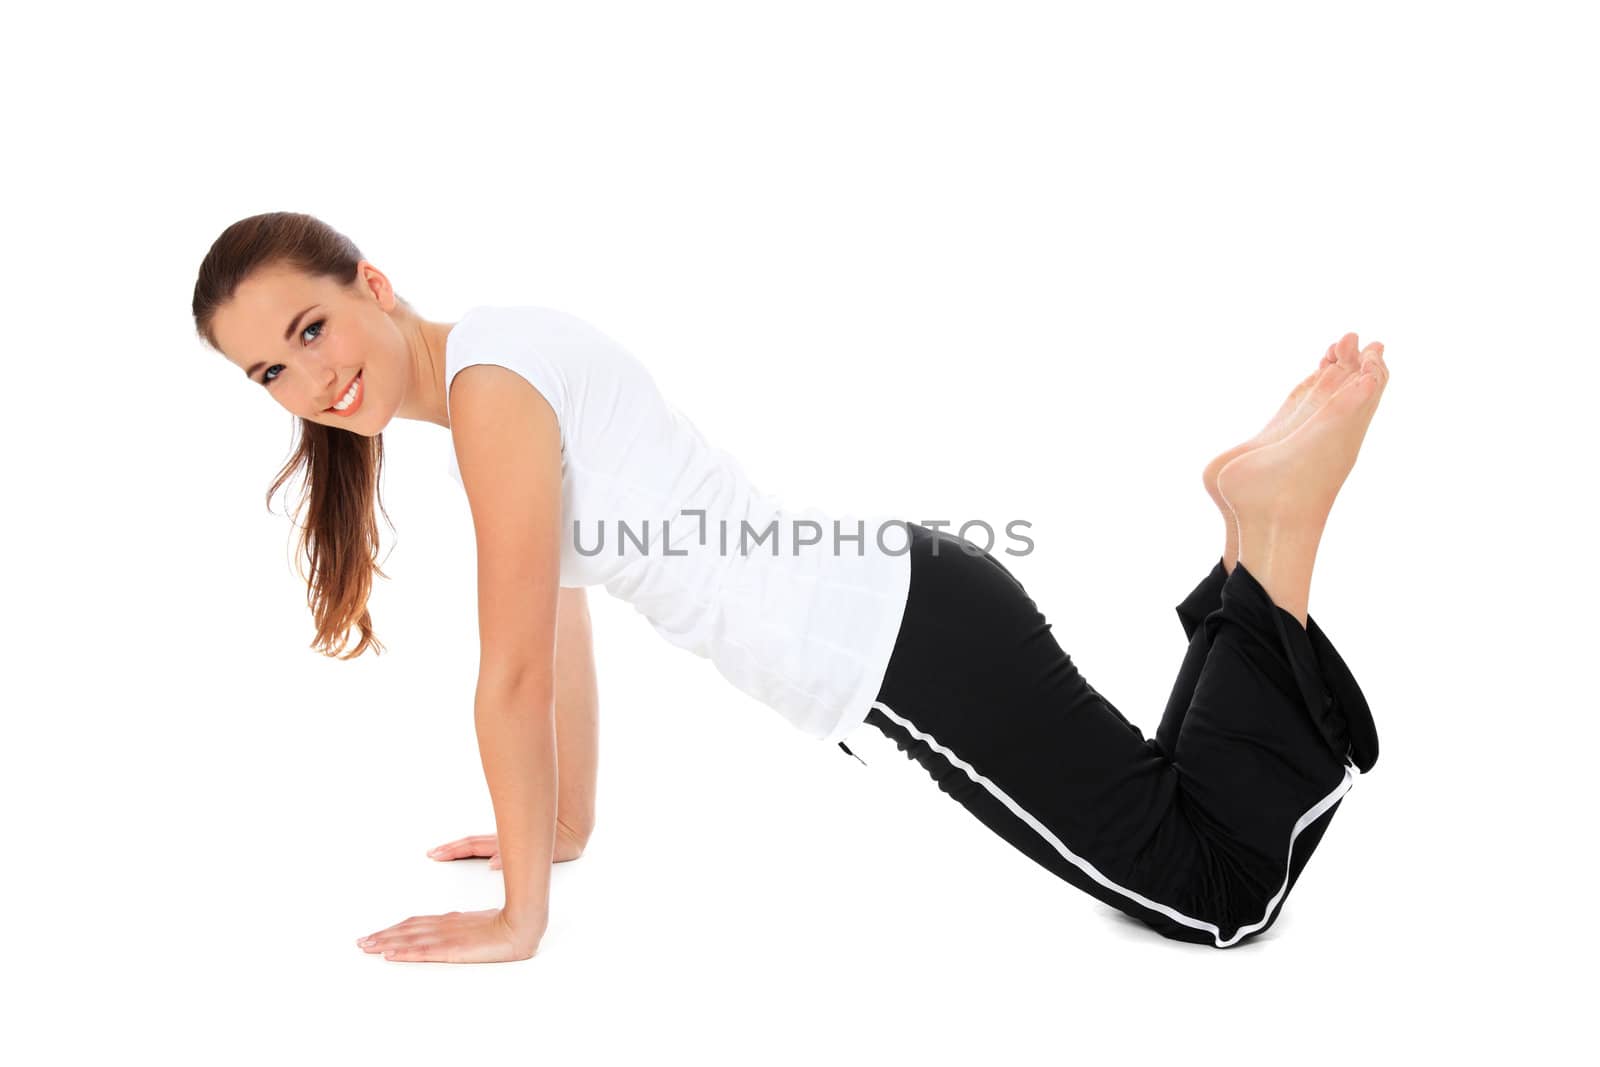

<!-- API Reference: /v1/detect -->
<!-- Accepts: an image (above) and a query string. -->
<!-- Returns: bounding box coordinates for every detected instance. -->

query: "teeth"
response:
[331,375,360,411]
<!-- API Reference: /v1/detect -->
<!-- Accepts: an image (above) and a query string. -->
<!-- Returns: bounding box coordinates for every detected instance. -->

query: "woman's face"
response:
[211,262,407,436]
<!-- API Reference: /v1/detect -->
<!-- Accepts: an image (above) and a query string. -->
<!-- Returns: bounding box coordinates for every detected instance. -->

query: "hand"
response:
[355,907,546,963]
[428,824,586,868]
[428,833,503,868]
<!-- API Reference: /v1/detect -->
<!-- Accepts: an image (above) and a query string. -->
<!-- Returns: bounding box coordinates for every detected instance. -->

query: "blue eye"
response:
[259,319,325,386]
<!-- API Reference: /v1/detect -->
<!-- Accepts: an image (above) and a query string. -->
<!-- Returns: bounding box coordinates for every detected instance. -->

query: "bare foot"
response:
[1203,332,1380,569]
[1203,333,1372,510]
[1214,344,1391,623]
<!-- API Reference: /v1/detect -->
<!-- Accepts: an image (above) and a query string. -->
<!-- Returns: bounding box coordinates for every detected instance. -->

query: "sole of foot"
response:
[1203,332,1381,513]
[1216,343,1390,535]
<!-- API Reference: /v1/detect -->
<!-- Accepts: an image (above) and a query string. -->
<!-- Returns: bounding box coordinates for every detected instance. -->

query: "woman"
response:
[194,212,1387,963]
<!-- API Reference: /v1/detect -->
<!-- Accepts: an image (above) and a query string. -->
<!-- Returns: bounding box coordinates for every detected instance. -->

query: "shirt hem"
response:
[816,531,913,746]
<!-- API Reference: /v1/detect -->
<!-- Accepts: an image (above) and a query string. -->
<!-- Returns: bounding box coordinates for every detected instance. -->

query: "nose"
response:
[314,366,340,413]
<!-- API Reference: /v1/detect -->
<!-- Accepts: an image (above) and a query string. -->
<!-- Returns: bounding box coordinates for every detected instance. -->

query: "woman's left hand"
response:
[355,907,545,963]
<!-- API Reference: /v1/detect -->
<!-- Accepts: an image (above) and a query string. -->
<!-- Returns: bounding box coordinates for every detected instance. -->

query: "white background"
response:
[4,0,1594,1062]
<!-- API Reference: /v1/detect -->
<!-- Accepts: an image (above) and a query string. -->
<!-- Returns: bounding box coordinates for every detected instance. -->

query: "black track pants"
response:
[857,521,1379,949]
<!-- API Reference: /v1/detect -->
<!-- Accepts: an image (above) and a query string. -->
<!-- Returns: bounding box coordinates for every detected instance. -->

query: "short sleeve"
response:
[444,309,568,484]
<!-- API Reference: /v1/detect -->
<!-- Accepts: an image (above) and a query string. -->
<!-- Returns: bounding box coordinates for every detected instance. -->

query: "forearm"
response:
[475,678,558,927]
[554,587,599,844]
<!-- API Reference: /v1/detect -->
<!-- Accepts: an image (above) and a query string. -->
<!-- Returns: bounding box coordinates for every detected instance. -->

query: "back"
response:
[445,305,911,744]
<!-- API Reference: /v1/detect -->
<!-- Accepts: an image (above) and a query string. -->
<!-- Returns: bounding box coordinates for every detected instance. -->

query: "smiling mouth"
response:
[325,370,365,416]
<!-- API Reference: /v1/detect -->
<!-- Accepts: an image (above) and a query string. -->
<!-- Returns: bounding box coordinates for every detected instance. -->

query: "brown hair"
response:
[192,211,408,660]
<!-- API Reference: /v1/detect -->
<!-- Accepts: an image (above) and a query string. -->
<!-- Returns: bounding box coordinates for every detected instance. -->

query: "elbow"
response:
[556,815,593,858]
[476,664,556,705]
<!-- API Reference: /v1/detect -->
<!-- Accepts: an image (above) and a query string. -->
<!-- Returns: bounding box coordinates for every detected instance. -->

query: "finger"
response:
[489,854,501,870]
[374,924,456,959]
[383,941,448,963]
[375,928,437,949]
[427,837,474,859]
[358,927,402,950]
[427,835,496,861]
[357,913,437,946]
[359,924,438,953]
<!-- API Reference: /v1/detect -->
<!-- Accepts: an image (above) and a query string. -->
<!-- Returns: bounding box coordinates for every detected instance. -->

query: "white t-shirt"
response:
[444,305,911,745]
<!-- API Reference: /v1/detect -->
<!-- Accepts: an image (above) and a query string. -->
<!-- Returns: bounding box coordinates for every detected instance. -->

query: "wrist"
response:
[502,899,550,932]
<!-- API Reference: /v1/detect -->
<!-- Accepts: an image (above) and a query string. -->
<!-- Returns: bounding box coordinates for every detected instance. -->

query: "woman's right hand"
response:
[428,827,586,868]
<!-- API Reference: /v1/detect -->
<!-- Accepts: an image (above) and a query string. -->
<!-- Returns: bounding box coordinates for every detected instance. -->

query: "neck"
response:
[395,310,458,429]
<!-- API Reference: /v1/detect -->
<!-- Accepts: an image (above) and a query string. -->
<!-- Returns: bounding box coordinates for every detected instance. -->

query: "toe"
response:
[1327,368,1376,413]
[1360,342,1387,378]
[1313,345,1355,393]
[1355,356,1388,405]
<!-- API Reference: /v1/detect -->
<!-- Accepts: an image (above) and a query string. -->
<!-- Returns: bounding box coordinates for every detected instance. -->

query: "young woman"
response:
[194,212,1387,963]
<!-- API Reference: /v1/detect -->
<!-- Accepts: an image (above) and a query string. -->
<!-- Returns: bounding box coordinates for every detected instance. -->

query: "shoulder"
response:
[449,362,562,488]
[447,305,567,455]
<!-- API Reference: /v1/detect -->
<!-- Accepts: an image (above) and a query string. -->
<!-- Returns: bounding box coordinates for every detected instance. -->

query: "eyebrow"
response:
[242,304,319,379]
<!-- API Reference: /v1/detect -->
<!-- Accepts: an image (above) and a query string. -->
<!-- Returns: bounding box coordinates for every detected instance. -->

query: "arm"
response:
[454,364,566,941]
[554,587,598,857]
[424,575,597,872]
